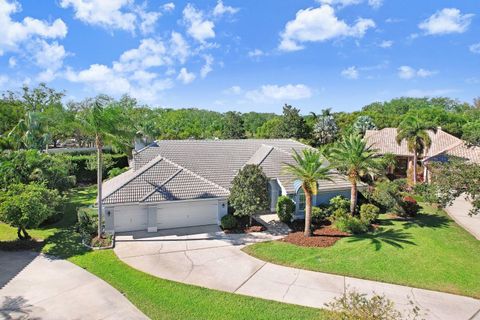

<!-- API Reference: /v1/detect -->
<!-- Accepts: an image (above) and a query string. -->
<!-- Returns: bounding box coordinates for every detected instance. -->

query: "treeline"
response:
[1,84,479,153]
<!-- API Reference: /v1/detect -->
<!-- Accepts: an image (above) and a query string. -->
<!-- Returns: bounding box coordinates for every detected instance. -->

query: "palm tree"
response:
[326,134,384,215]
[8,111,49,150]
[283,149,332,237]
[395,116,437,185]
[77,95,122,238]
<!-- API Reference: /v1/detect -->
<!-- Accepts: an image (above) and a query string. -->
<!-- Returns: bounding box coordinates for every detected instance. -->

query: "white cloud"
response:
[379,40,393,48]
[248,49,264,57]
[8,56,16,67]
[398,66,436,79]
[0,0,67,55]
[213,0,239,17]
[341,66,359,79]
[419,8,474,35]
[200,55,213,78]
[32,40,68,81]
[162,2,175,12]
[469,43,480,54]
[113,38,169,73]
[245,84,312,102]
[170,32,189,64]
[279,5,375,52]
[135,3,161,34]
[405,88,456,97]
[367,0,382,9]
[0,74,9,87]
[224,85,242,95]
[66,64,131,94]
[317,0,382,9]
[183,4,215,43]
[177,67,196,84]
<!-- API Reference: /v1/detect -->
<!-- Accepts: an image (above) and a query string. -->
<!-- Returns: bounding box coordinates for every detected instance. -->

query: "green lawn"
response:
[244,205,480,298]
[0,186,329,320]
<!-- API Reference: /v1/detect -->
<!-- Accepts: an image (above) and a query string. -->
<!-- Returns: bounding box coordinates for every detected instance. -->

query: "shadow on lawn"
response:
[347,228,416,251]
[402,211,450,230]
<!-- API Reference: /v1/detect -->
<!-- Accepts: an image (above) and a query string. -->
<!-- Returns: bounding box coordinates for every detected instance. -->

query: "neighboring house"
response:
[102,139,352,233]
[365,128,480,181]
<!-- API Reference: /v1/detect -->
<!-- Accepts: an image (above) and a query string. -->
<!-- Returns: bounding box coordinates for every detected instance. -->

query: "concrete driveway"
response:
[115,225,480,320]
[446,196,480,240]
[0,251,147,320]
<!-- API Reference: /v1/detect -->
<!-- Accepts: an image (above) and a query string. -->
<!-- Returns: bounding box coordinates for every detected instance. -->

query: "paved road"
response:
[446,196,480,240]
[0,250,147,320]
[115,225,480,320]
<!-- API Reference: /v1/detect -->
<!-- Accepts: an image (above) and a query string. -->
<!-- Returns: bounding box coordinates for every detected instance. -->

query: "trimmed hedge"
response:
[68,154,128,183]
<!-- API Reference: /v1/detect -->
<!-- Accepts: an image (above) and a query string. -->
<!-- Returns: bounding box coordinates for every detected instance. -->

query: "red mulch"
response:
[280,225,350,248]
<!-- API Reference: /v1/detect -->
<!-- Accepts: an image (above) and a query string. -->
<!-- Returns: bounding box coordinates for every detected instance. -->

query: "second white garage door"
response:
[114,206,148,232]
[157,200,218,229]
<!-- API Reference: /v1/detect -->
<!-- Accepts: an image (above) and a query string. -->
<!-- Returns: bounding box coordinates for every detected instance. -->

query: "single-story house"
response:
[102,139,352,233]
[365,127,480,181]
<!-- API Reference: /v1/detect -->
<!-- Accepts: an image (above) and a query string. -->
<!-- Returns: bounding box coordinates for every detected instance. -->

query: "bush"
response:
[392,178,408,192]
[107,167,129,179]
[68,153,128,183]
[330,195,350,211]
[220,214,237,230]
[276,195,295,223]
[312,204,331,224]
[77,207,98,239]
[360,204,380,224]
[401,196,421,217]
[369,180,404,214]
[334,216,368,234]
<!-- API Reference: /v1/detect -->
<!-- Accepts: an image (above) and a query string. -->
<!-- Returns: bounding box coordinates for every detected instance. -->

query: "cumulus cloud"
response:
[162,2,175,12]
[113,38,169,73]
[317,0,382,9]
[170,31,190,64]
[0,0,67,55]
[248,49,264,57]
[398,66,436,79]
[223,85,242,95]
[341,66,359,79]
[8,57,16,68]
[245,84,312,102]
[183,3,215,43]
[419,8,474,35]
[200,55,213,78]
[33,40,68,81]
[469,43,480,54]
[379,40,393,48]
[213,0,239,17]
[177,67,196,84]
[279,5,375,51]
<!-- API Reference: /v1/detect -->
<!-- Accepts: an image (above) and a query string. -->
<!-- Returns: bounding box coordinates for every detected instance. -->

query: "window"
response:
[298,189,306,211]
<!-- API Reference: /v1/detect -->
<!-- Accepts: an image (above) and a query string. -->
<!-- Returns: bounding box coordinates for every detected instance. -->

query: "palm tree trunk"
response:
[350,181,357,215]
[96,135,103,238]
[304,189,312,237]
[413,153,418,185]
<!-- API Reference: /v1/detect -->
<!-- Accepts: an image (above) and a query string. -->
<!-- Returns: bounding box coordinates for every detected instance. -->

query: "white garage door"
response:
[114,206,147,232]
[157,200,218,229]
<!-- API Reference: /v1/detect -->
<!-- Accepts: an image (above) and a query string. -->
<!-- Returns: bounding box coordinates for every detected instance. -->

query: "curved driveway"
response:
[115,225,480,320]
[0,250,147,320]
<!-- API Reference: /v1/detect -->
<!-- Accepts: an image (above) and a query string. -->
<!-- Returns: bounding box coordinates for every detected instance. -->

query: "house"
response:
[365,128,480,181]
[102,139,352,233]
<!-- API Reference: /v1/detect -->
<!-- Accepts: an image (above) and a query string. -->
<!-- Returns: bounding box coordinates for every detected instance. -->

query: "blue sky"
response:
[0,0,479,113]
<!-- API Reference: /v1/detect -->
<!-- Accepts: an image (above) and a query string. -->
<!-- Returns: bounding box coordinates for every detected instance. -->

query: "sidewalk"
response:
[445,196,480,240]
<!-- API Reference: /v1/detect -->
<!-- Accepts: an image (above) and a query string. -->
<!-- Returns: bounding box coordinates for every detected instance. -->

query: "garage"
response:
[114,206,148,232]
[157,200,219,230]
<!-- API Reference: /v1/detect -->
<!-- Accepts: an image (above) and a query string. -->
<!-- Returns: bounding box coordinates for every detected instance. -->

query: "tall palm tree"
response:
[283,149,332,237]
[396,116,437,185]
[326,134,384,215]
[77,95,122,238]
[8,111,49,150]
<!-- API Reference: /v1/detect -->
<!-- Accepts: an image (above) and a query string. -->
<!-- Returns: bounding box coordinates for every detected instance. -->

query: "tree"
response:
[353,115,377,136]
[313,108,339,145]
[462,121,480,147]
[229,164,269,225]
[222,111,246,139]
[396,116,437,185]
[325,134,384,215]
[283,149,332,236]
[77,95,123,238]
[8,111,49,150]
[0,183,63,239]
[280,104,309,139]
[255,117,283,138]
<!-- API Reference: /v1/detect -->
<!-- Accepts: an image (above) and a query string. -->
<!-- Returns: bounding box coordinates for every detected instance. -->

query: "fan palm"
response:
[283,149,333,237]
[326,134,384,215]
[396,116,437,185]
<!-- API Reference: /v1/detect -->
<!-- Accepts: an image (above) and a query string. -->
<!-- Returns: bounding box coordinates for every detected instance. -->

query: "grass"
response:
[244,205,480,298]
[0,186,329,320]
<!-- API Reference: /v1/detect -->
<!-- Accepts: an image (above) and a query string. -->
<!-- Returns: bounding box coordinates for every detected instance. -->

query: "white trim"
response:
[105,197,228,207]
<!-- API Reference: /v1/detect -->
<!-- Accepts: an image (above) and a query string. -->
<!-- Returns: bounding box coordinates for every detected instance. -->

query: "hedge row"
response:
[68,154,129,183]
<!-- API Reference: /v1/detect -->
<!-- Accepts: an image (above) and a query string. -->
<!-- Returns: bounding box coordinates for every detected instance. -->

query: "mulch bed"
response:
[280,225,350,248]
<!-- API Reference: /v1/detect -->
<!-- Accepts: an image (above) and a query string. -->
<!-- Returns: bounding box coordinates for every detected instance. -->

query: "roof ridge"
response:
[160,156,230,193]
[103,156,163,200]
[140,168,183,202]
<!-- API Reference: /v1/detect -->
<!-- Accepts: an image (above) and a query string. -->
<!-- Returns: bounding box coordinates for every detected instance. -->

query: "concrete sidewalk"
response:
[115,226,480,320]
[445,196,480,240]
[0,251,147,320]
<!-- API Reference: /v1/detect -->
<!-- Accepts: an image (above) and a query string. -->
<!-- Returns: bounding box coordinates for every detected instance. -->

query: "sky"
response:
[0,0,479,113]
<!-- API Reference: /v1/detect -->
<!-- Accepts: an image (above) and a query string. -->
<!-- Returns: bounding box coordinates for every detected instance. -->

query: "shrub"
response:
[107,167,129,179]
[330,195,350,211]
[312,204,331,224]
[360,204,380,224]
[392,178,408,192]
[276,195,295,223]
[77,207,98,239]
[401,196,421,217]
[68,153,128,183]
[369,180,404,214]
[334,216,368,234]
[220,214,237,230]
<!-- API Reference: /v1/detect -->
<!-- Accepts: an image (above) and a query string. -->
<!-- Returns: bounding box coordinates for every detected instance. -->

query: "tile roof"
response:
[102,139,351,205]
[365,128,480,164]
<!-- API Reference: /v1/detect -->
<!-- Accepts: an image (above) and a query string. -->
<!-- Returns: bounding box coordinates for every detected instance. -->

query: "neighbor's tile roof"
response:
[102,139,352,205]
[445,144,480,164]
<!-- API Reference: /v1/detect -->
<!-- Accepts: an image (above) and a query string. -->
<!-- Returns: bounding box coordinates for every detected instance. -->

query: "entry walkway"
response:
[445,196,480,240]
[115,225,480,320]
